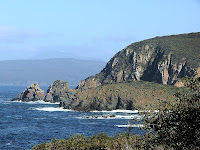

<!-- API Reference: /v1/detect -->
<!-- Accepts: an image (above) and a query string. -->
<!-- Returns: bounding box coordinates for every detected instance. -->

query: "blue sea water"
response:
[0,85,144,150]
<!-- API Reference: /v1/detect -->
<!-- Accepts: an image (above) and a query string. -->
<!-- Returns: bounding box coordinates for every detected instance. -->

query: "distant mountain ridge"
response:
[0,58,106,86]
[77,32,200,89]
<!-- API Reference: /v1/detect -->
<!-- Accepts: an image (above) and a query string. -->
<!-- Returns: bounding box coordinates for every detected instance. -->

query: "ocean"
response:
[0,85,144,149]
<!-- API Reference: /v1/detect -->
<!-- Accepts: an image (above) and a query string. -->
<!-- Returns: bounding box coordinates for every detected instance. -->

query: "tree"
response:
[142,77,200,149]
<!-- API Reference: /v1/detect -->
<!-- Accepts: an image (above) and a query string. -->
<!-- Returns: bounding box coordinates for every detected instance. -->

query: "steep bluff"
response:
[77,32,200,90]
[11,83,44,101]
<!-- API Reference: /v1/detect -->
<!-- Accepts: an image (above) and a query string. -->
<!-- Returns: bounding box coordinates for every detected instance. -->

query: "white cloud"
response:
[0,25,47,42]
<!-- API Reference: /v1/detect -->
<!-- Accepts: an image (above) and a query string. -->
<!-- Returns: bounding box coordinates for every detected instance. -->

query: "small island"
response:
[11,83,44,102]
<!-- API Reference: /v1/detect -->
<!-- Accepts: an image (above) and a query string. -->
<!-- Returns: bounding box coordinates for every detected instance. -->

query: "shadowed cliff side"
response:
[44,80,74,103]
[77,32,200,90]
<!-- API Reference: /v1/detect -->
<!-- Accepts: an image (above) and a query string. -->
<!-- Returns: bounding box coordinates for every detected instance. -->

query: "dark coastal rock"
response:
[44,80,74,103]
[11,83,44,102]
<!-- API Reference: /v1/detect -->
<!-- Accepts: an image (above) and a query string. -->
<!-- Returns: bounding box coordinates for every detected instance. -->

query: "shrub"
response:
[142,77,200,149]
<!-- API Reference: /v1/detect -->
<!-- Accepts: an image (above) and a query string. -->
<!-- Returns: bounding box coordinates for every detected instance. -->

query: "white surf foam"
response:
[30,107,72,112]
[77,114,141,120]
[115,124,144,128]
[91,109,138,113]
[12,100,60,104]
[77,116,114,119]
[115,115,141,119]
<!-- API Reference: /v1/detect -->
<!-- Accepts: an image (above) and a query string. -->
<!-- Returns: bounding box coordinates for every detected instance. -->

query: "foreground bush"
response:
[32,133,146,150]
[32,132,175,150]
[142,77,200,149]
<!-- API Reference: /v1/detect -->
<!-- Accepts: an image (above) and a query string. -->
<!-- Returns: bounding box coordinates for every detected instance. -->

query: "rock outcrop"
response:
[11,83,44,101]
[77,32,200,90]
[44,80,74,103]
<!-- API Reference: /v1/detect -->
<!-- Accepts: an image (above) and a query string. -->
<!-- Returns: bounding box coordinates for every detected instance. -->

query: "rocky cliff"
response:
[77,32,200,90]
[44,80,74,103]
[11,83,44,101]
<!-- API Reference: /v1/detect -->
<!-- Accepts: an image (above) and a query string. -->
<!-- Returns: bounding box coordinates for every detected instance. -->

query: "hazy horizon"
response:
[0,58,106,86]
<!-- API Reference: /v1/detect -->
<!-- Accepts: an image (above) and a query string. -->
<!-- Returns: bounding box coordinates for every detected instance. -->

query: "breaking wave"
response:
[12,100,60,104]
[29,107,72,112]
[115,124,144,128]
[77,114,141,120]
[91,109,139,113]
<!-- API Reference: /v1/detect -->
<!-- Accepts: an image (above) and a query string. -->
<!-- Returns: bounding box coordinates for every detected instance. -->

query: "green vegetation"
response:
[68,80,186,111]
[32,133,167,150]
[32,133,143,150]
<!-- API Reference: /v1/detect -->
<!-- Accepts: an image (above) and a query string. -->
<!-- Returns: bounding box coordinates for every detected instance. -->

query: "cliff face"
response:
[77,32,200,90]
[11,83,44,101]
[44,80,74,103]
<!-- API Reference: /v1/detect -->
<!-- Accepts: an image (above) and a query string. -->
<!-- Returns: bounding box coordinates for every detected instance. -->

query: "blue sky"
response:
[0,0,200,61]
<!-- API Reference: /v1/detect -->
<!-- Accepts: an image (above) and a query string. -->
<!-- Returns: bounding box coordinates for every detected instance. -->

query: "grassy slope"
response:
[72,80,185,111]
[129,32,200,67]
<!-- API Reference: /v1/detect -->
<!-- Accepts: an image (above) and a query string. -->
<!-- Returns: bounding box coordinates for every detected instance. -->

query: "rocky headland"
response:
[11,32,200,111]
[11,83,44,102]
[59,32,200,111]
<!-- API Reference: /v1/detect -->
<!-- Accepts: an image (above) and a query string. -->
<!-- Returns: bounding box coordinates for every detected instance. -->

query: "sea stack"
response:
[11,83,45,102]
[44,80,74,103]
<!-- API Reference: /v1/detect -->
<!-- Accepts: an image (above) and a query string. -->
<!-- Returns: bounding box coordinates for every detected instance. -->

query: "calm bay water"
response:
[0,85,144,150]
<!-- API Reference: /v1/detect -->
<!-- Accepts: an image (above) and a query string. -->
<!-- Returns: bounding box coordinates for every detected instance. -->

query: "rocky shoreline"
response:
[11,79,183,111]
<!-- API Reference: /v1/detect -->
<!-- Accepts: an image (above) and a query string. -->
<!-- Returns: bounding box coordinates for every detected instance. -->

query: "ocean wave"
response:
[115,115,141,119]
[3,102,11,104]
[77,114,141,120]
[34,117,47,120]
[115,124,144,128]
[12,100,60,104]
[29,107,72,112]
[91,109,139,113]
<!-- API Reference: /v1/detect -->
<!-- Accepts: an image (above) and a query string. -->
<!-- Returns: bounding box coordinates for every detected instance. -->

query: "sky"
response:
[0,0,200,61]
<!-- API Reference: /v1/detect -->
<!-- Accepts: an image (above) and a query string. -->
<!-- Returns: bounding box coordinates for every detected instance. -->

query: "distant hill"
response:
[0,58,106,86]
[77,32,200,89]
